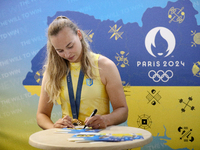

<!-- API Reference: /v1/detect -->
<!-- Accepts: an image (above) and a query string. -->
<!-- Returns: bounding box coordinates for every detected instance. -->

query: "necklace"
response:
[70,62,81,70]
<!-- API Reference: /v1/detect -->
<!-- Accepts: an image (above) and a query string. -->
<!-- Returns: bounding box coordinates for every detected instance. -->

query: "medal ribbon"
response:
[67,70,84,119]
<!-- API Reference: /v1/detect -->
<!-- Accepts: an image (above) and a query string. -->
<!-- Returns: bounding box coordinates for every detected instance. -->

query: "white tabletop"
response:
[29,126,153,150]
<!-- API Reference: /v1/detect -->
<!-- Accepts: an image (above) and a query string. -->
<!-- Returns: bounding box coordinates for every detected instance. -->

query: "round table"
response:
[29,126,153,150]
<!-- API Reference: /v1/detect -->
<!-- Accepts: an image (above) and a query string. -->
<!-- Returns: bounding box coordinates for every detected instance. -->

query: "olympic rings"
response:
[148,70,173,82]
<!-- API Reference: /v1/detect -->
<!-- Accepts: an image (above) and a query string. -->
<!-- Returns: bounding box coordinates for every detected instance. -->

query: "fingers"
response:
[62,115,72,121]
[84,115,98,125]
[53,116,74,128]
[85,115,106,129]
[92,121,106,129]
[93,123,101,129]
[84,117,89,124]
[53,122,67,128]
[62,119,74,127]
[62,116,74,128]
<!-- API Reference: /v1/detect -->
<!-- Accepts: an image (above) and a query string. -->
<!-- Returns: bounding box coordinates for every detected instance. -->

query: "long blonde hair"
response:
[44,16,96,103]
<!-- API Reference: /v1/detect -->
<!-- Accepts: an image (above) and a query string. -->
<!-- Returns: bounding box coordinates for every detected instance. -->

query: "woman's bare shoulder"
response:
[98,55,116,69]
[98,55,120,85]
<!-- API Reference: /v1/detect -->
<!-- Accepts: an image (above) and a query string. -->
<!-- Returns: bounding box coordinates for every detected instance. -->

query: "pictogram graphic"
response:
[146,89,161,105]
[137,114,152,129]
[84,30,94,43]
[179,97,195,112]
[191,30,200,47]
[192,61,200,77]
[178,126,194,142]
[108,24,124,40]
[34,69,43,84]
[168,7,185,23]
[115,51,129,68]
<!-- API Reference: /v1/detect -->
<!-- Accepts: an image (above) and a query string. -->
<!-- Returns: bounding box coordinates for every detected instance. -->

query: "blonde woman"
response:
[37,16,128,129]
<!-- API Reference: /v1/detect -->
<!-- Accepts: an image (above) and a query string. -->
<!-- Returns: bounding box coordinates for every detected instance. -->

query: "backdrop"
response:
[0,0,200,149]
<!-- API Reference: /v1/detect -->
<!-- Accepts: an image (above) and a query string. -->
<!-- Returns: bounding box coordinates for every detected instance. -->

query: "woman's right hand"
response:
[53,115,74,128]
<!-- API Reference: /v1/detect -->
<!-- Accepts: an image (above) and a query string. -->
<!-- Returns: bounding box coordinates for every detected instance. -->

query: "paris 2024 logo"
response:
[145,27,176,58]
[141,27,184,83]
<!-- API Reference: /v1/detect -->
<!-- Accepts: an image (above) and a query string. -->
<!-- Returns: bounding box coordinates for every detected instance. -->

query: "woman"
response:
[37,16,128,130]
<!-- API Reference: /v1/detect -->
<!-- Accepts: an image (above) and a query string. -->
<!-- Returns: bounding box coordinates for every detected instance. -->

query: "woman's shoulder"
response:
[90,52,114,67]
[98,55,120,85]
[98,55,116,69]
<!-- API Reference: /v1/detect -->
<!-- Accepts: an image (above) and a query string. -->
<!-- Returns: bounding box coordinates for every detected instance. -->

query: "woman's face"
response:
[50,27,83,63]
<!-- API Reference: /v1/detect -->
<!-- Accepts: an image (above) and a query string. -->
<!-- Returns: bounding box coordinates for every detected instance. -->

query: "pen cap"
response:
[91,109,97,116]
[93,109,97,114]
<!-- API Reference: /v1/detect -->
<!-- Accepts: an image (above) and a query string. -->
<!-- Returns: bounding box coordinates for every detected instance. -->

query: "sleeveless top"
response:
[56,52,109,122]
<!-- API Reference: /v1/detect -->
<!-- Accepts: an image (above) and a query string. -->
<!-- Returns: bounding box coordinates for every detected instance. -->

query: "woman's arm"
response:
[85,55,128,128]
[36,73,74,129]
[99,55,128,126]
[36,73,55,129]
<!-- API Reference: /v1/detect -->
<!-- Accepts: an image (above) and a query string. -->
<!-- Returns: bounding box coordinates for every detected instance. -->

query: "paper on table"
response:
[55,127,101,134]
[68,132,144,142]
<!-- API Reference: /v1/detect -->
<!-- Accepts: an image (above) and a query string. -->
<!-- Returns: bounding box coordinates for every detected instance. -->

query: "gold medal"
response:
[72,119,83,126]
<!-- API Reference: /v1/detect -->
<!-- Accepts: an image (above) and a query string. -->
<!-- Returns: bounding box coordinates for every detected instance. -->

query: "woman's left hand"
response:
[84,115,107,129]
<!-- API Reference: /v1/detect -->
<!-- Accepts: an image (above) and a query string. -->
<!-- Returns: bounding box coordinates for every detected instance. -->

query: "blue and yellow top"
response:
[57,52,109,122]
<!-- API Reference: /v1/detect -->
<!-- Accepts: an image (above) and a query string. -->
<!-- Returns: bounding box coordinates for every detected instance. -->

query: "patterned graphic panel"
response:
[23,0,200,88]
[0,0,200,150]
[22,1,200,149]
